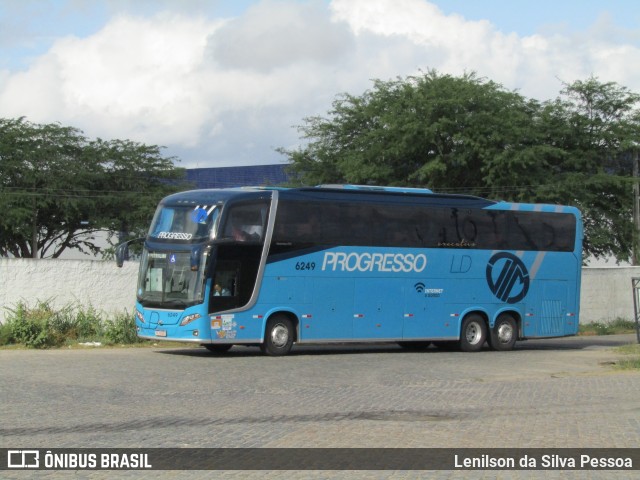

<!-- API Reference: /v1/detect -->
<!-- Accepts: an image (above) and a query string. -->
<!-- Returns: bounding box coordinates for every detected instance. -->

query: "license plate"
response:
[155,330,167,337]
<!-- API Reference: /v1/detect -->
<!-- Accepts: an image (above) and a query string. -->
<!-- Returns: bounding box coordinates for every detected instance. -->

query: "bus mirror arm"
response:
[115,237,145,267]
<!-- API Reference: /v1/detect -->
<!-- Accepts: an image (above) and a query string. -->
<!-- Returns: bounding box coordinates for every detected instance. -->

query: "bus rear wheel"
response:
[489,314,517,351]
[261,315,294,356]
[459,314,487,352]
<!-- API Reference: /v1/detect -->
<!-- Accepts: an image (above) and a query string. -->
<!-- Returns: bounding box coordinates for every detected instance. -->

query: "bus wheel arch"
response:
[459,312,488,352]
[260,312,298,356]
[489,312,519,351]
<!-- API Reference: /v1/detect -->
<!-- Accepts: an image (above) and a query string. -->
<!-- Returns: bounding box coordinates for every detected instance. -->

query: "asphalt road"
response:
[1,334,639,479]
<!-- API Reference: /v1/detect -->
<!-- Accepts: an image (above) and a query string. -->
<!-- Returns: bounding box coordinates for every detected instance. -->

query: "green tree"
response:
[0,117,188,258]
[281,71,640,262]
[283,70,538,196]
[484,77,640,261]
[556,78,640,262]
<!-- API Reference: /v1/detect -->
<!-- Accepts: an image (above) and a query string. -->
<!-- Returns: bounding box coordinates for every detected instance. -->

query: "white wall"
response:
[581,266,640,323]
[1,259,639,324]
[0,258,138,322]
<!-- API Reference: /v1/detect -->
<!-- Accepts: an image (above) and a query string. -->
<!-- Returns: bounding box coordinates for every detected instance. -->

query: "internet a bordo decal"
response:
[486,252,530,304]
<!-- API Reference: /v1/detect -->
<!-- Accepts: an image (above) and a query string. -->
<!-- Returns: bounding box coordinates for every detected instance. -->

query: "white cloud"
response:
[207,0,353,72]
[329,0,640,98]
[0,13,219,147]
[0,0,639,168]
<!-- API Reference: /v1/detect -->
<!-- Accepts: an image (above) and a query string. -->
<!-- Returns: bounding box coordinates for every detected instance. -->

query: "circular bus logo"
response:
[486,252,530,304]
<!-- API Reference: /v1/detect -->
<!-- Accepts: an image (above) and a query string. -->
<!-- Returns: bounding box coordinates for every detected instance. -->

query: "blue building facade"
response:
[186,164,291,189]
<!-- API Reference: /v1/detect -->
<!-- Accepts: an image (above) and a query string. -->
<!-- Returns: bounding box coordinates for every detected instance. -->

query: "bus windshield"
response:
[137,249,208,308]
[149,204,220,242]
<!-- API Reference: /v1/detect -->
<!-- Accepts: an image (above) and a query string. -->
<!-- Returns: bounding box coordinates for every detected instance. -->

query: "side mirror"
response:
[115,237,144,267]
[115,242,128,268]
[190,246,202,271]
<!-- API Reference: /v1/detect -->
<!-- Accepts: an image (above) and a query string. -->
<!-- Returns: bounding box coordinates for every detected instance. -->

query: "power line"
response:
[0,190,166,200]
[0,182,574,200]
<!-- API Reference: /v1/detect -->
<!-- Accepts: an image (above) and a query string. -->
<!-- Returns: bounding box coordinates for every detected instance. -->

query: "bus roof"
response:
[316,184,434,194]
[159,185,580,216]
[285,185,496,209]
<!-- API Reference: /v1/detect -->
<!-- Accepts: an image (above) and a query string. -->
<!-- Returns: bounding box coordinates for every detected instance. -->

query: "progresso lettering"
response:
[155,232,193,240]
[322,252,427,273]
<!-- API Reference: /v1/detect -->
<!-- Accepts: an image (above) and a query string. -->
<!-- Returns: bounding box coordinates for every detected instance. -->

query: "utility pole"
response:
[634,150,640,265]
[31,180,38,259]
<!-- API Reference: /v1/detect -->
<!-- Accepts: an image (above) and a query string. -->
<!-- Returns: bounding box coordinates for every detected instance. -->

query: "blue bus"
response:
[117,185,582,355]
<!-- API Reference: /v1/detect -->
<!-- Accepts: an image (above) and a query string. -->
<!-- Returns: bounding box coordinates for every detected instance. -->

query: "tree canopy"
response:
[281,71,640,263]
[0,117,189,258]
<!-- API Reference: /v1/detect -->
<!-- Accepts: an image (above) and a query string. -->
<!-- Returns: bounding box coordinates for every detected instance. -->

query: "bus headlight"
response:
[180,313,202,326]
[135,309,145,323]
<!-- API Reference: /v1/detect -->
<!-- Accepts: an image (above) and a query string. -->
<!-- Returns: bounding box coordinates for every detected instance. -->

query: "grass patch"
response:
[0,300,145,349]
[612,344,640,370]
[579,318,638,336]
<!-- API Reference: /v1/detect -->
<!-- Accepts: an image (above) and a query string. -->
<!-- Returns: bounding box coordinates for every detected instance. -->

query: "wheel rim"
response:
[270,324,289,348]
[465,321,482,345]
[496,322,513,344]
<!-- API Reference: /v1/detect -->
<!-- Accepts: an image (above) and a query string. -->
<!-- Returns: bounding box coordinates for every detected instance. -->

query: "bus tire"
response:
[261,315,294,356]
[204,344,233,353]
[489,314,517,351]
[459,314,487,352]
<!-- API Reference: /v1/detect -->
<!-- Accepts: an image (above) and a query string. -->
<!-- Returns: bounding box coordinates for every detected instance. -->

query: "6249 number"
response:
[295,262,316,271]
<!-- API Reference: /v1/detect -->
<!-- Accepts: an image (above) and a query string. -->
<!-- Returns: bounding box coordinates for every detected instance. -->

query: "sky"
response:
[0,0,639,169]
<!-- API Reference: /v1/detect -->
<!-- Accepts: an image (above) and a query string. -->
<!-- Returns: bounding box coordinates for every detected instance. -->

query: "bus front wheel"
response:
[261,315,294,356]
[459,314,487,352]
[489,314,517,351]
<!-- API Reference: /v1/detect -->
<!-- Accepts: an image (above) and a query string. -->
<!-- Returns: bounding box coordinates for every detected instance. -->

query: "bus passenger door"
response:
[353,279,403,340]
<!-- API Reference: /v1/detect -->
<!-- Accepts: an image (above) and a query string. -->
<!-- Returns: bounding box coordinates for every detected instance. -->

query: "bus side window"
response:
[223,203,268,242]
[538,222,556,249]
[212,260,240,296]
[462,217,477,243]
